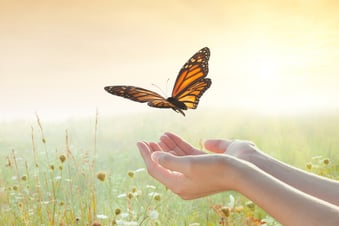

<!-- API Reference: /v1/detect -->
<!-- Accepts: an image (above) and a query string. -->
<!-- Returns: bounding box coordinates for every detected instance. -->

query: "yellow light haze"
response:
[1,0,339,120]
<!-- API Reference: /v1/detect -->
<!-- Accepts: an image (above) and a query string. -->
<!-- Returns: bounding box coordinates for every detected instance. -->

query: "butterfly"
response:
[104,47,211,116]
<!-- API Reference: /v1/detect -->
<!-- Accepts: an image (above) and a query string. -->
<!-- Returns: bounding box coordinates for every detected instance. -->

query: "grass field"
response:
[1,110,338,225]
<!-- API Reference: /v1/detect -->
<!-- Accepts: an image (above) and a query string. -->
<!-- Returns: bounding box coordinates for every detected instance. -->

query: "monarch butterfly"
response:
[104,47,211,116]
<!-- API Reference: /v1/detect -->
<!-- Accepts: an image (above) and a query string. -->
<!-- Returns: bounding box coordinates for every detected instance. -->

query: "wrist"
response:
[220,155,256,192]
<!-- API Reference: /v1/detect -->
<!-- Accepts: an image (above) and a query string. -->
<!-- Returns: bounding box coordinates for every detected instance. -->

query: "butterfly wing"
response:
[174,78,211,109]
[168,47,211,110]
[172,47,210,98]
[104,85,177,109]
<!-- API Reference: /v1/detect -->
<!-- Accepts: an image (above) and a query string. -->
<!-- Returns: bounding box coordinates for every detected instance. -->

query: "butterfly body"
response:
[104,47,211,116]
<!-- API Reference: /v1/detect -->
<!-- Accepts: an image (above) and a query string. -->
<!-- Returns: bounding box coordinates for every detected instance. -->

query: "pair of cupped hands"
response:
[137,132,258,200]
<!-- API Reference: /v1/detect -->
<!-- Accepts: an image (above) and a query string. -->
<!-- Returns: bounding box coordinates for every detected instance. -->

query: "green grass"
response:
[0,110,338,225]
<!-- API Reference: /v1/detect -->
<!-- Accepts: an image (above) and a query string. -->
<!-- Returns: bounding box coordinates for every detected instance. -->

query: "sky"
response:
[1,0,339,120]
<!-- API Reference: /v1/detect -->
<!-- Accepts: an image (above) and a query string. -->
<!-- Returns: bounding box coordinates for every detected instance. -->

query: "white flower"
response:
[146,185,156,189]
[135,168,145,173]
[115,220,138,226]
[96,214,108,219]
[148,192,159,197]
[148,210,159,219]
[117,193,127,198]
[228,194,235,208]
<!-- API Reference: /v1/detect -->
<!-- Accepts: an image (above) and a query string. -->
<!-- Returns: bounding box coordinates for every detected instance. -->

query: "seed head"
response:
[306,163,312,170]
[127,170,135,178]
[246,201,255,211]
[59,154,67,163]
[127,192,133,200]
[221,206,231,217]
[21,175,27,181]
[323,159,330,165]
[154,194,161,201]
[96,171,106,182]
[114,208,121,215]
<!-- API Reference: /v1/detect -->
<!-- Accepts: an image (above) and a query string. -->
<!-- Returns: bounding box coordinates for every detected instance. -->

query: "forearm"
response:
[250,151,339,206]
[232,161,339,226]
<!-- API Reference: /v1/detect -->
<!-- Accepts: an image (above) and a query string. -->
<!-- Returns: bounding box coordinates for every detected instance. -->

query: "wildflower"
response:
[149,192,161,201]
[127,192,133,200]
[59,154,67,163]
[131,187,137,193]
[127,171,135,178]
[246,201,255,211]
[21,175,27,181]
[115,220,138,225]
[228,194,235,208]
[6,156,12,167]
[306,162,312,170]
[115,208,121,215]
[18,202,23,208]
[96,171,106,182]
[117,193,127,198]
[146,185,156,189]
[96,214,108,219]
[50,164,55,170]
[221,206,231,217]
[135,168,145,173]
[12,185,18,191]
[153,194,161,201]
[148,209,159,220]
[323,159,330,165]
[235,205,244,213]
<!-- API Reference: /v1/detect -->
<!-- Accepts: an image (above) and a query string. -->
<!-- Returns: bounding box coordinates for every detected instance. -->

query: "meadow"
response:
[1,109,338,226]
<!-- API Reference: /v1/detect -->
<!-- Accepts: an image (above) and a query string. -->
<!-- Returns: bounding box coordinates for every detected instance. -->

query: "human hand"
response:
[205,137,259,162]
[137,141,242,200]
[158,132,260,162]
[138,132,339,225]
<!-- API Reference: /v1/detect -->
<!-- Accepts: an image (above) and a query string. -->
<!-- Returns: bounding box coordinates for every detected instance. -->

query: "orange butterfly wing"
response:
[167,47,211,110]
[172,47,210,98]
[104,85,181,111]
[173,78,211,109]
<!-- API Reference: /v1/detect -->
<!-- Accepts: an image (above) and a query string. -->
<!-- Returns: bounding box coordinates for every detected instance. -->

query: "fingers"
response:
[137,141,183,188]
[152,151,190,174]
[163,132,194,152]
[148,142,162,152]
[160,132,204,155]
[137,142,155,167]
[159,132,186,155]
[137,140,228,200]
[204,139,232,153]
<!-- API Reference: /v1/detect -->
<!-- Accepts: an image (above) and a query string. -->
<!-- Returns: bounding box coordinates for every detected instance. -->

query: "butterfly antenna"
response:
[151,83,168,97]
[166,78,170,94]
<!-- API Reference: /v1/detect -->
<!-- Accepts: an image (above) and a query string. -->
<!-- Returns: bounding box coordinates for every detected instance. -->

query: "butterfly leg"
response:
[172,108,185,116]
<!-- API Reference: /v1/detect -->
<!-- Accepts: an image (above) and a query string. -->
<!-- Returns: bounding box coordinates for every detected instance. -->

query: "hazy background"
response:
[1,0,339,121]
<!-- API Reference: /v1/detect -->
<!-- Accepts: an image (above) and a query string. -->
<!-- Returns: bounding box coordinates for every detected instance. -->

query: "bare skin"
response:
[137,132,339,226]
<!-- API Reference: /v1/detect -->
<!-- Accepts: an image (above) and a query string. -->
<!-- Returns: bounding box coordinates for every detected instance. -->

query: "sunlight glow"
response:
[1,1,339,120]
[252,54,281,82]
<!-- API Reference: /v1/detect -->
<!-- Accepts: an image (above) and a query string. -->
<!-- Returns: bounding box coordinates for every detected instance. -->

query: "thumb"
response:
[151,152,189,174]
[204,139,231,153]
